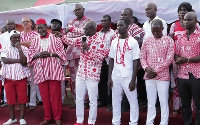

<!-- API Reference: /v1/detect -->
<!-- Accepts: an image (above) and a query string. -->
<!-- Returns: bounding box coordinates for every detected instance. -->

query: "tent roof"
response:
[0,0,100,12]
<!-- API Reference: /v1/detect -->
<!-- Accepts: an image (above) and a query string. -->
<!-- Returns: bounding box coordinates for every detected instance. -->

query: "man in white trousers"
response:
[140,19,174,125]
[107,18,140,125]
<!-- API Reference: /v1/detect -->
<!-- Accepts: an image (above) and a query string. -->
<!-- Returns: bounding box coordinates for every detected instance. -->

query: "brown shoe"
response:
[55,120,62,125]
[40,120,50,125]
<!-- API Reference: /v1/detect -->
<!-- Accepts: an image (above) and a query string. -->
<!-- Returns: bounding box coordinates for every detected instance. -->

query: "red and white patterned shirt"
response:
[62,33,108,81]
[20,30,38,43]
[97,28,115,64]
[140,35,174,81]
[175,30,200,79]
[1,45,30,80]
[27,34,67,84]
[66,16,92,60]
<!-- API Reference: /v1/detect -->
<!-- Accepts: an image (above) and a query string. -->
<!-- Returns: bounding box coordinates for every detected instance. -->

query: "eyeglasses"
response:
[22,21,30,24]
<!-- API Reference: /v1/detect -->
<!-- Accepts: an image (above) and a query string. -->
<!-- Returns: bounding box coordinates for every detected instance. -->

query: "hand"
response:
[145,67,157,79]
[107,79,113,89]
[129,81,136,91]
[175,56,187,64]
[39,51,51,58]
[15,42,21,50]
[82,42,89,53]
[54,31,63,38]
[65,27,70,33]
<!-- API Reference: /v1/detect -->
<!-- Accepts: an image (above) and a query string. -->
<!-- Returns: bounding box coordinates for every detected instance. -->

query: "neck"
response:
[77,15,84,20]
[102,27,110,32]
[119,32,128,39]
[24,28,32,34]
[186,28,195,35]
[149,15,156,21]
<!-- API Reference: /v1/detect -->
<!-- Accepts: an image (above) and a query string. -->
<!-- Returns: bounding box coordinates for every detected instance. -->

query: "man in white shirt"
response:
[143,3,167,40]
[108,18,140,125]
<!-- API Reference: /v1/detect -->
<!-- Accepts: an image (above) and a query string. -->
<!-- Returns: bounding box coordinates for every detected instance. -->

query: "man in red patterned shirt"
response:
[175,12,200,125]
[58,20,107,125]
[65,4,91,108]
[28,18,67,125]
[20,17,39,110]
[140,19,174,125]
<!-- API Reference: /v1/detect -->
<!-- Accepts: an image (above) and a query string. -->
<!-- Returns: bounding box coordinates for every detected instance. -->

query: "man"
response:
[28,18,67,125]
[120,8,145,112]
[175,12,200,125]
[59,20,107,125]
[97,15,115,110]
[20,17,39,110]
[141,3,168,111]
[50,19,67,104]
[65,4,91,108]
[0,19,16,108]
[2,30,29,125]
[108,18,140,125]
[143,3,167,40]
[140,19,174,125]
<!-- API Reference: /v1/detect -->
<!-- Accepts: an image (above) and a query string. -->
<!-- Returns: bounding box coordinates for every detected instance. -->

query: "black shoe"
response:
[97,102,107,108]
[37,101,43,105]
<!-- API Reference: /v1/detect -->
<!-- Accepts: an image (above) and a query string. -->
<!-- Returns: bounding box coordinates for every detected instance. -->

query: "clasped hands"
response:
[145,67,157,79]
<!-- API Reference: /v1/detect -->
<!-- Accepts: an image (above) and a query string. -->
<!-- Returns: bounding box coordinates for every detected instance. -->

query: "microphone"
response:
[82,37,86,53]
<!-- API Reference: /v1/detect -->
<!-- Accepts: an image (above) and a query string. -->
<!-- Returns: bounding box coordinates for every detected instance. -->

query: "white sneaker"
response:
[20,119,27,125]
[3,119,17,125]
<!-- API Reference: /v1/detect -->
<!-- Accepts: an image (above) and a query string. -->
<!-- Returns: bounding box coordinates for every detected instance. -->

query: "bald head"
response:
[123,8,133,17]
[84,21,97,36]
[145,3,157,20]
[147,3,157,10]
[151,19,163,38]
[74,4,84,20]
[184,12,197,30]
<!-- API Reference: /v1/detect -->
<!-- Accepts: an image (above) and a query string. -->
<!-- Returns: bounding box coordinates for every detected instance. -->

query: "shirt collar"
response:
[75,16,87,21]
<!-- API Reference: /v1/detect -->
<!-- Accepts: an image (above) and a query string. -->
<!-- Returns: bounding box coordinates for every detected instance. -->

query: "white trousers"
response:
[76,77,98,125]
[145,80,170,125]
[61,65,67,104]
[112,77,139,125]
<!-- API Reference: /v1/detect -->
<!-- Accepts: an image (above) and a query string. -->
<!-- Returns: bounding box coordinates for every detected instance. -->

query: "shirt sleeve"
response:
[140,39,149,70]
[131,38,140,60]
[61,35,82,47]
[169,23,175,35]
[162,20,168,36]
[108,38,115,58]
[1,48,7,58]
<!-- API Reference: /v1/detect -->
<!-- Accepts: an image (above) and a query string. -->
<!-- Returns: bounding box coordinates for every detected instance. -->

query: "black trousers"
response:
[178,73,200,125]
[98,60,111,104]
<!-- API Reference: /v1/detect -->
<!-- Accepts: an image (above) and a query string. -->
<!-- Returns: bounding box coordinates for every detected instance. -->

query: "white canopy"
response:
[0,0,199,28]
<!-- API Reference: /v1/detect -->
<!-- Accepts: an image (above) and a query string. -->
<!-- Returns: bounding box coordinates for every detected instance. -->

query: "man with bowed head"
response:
[140,19,174,125]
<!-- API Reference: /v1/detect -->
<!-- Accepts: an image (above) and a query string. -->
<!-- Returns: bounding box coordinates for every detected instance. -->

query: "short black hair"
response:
[50,19,62,26]
[119,18,129,27]
[178,2,193,13]
[151,19,163,28]
[103,15,111,22]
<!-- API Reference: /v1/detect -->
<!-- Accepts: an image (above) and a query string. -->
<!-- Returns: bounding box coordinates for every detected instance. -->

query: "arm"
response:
[20,42,31,48]
[129,59,139,91]
[15,42,27,66]
[1,57,20,64]
[107,58,114,88]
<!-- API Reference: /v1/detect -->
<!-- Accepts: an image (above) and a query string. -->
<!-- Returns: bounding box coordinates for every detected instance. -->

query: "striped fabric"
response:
[20,30,38,43]
[27,34,67,84]
[1,45,30,80]
[66,16,92,60]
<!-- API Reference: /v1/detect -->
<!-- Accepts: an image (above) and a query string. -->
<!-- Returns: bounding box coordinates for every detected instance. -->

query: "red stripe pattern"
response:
[20,30,39,42]
[27,34,67,84]
[1,45,30,80]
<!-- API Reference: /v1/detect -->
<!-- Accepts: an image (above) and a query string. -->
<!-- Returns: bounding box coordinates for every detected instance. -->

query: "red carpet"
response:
[0,105,194,125]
